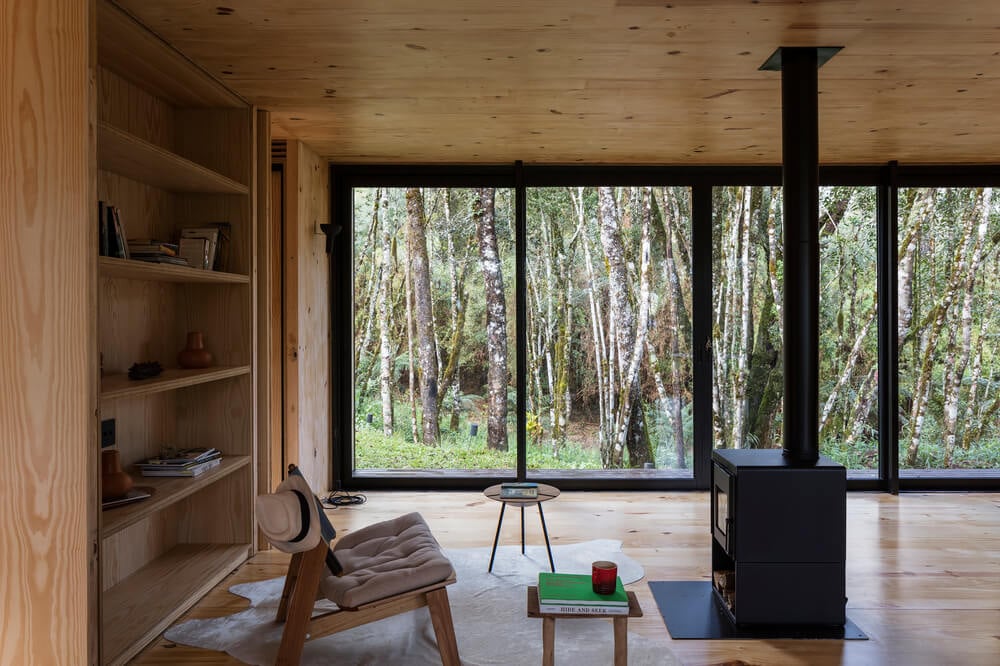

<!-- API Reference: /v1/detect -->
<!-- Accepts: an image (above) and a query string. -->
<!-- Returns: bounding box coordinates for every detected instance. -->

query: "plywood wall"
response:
[0,0,93,663]
[283,140,331,493]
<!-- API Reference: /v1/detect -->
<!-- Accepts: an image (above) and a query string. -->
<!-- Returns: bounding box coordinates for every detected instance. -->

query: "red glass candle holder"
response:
[592,560,618,595]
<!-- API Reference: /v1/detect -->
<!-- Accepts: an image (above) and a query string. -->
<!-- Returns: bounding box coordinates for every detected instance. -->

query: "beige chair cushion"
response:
[320,512,455,609]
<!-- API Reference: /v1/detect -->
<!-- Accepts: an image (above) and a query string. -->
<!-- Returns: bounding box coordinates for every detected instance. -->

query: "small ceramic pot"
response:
[101,449,133,500]
[178,331,212,369]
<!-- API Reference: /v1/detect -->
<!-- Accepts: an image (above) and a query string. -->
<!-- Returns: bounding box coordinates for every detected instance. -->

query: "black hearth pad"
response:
[648,581,868,640]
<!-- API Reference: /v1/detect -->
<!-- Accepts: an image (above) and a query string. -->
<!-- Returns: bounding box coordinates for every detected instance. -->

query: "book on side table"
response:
[500,482,539,499]
[537,572,629,615]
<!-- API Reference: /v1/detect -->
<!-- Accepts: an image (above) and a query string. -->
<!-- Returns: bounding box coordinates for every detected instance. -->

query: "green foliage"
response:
[354,418,604,470]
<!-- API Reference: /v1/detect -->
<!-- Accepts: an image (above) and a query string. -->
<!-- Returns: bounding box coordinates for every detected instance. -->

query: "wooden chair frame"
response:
[273,539,460,665]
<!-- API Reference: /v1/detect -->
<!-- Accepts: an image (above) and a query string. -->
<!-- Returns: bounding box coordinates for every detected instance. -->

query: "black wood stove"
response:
[711,449,846,626]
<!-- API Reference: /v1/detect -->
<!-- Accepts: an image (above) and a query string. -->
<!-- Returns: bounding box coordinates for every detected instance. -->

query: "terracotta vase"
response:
[101,449,133,501]
[178,331,213,369]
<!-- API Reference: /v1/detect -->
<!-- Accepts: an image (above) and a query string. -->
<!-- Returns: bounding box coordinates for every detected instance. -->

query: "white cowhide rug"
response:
[164,539,678,665]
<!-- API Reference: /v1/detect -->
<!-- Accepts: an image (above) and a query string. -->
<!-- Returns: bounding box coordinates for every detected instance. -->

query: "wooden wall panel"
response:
[98,277,182,373]
[295,141,332,493]
[101,513,175,591]
[97,67,174,151]
[282,140,331,493]
[176,376,253,458]
[175,109,251,187]
[173,471,252,544]
[99,393,179,471]
[97,171,176,244]
[0,1,92,663]
[282,143,301,478]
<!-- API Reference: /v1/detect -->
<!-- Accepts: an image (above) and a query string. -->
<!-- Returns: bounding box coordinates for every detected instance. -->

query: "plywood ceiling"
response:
[116,0,1000,165]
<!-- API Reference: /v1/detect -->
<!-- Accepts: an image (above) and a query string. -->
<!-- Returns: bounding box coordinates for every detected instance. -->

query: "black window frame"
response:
[329,163,1000,493]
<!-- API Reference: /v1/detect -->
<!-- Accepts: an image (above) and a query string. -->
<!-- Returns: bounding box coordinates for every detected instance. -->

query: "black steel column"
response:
[515,160,527,481]
[692,184,713,487]
[761,46,840,465]
[783,48,820,465]
[878,161,900,493]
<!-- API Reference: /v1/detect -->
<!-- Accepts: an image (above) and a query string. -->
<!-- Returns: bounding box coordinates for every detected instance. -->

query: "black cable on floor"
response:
[323,488,367,507]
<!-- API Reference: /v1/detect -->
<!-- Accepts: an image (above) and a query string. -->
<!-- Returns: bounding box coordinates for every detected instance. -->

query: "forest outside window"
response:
[352,187,516,475]
[711,186,880,477]
[337,167,1000,489]
[898,187,1000,475]
[525,187,693,478]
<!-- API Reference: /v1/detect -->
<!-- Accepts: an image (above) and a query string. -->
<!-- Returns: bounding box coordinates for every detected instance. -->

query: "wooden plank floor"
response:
[133,491,1000,665]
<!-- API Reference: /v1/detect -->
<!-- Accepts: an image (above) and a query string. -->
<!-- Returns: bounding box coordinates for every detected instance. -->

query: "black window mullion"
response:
[515,161,528,480]
[877,161,900,494]
[692,184,714,488]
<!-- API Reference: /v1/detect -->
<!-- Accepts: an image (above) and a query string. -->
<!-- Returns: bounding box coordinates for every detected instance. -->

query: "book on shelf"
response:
[132,254,191,266]
[128,239,191,266]
[179,223,232,271]
[180,226,220,269]
[139,457,222,477]
[537,572,628,614]
[98,200,109,257]
[500,481,539,499]
[141,446,220,466]
[178,236,210,269]
[101,486,152,510]
[128,240,179,256]
[99,203,128,259]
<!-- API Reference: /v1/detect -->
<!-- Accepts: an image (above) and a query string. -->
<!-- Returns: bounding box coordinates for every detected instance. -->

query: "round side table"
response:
[483,483,560,573]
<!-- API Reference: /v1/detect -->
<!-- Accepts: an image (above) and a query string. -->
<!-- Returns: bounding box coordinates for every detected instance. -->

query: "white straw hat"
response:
[255,474,322,553]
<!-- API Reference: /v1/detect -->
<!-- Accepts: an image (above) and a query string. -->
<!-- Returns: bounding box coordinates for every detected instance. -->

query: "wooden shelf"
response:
[102,543,249,666]
[100,366,250,401]
[101,455,251,538]
[98,122,249,194]
[96,0,244,109]
[98,257,249,284]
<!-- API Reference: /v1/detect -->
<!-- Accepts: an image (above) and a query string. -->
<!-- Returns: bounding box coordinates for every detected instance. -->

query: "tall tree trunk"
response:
[730,186,754,448]
[942,188,991,466]
[659,191,688,468]
[406,187,439,445]
[377,188,394,436]
[474,187,509,451]
[438,194,473,429]
[526,262,546,441]
[906,189,976,466]
[598,186,653,467]
[765,190,783,339]
[818,306,876,437]
[961,313,989,451]
[898,189,938,347]
[573,188,611,457]
[403,229,419,445]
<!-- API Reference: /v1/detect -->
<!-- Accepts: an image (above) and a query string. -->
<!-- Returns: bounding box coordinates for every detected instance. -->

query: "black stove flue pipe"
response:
[761,46,841,466]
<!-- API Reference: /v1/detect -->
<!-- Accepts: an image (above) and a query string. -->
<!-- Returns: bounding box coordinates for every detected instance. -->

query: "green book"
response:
[537,572,628,606]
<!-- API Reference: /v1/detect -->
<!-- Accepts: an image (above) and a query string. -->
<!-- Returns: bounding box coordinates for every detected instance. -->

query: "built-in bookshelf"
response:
[94,1,257,664]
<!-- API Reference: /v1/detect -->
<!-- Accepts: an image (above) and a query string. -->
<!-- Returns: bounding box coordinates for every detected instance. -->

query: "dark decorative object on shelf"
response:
[178,331,213,369]
[128,361,163,380]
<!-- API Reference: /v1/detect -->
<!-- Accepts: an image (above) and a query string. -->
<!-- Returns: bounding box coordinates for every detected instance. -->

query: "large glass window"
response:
[525,187,693,477]
[352,187,516,475]
[712,186,878,474]
[337,168,999,490]
[898,187,1000,474]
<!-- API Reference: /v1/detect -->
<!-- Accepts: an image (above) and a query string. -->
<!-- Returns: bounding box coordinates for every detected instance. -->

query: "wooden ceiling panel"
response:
[115,0,1000,164]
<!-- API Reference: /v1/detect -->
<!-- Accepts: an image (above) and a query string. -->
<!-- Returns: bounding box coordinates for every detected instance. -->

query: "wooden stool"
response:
[527,585,643,666]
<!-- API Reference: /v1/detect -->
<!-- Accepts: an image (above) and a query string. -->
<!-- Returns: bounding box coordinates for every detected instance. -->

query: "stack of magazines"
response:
[137,447,222,477]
